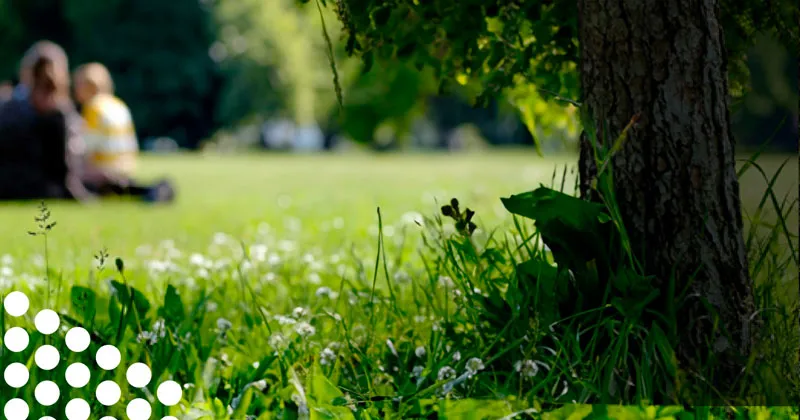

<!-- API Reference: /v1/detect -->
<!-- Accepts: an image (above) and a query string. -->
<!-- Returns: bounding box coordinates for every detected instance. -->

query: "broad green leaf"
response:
[159,284,185,325]
[108,279,151,318]
[70,286,96,323]
[309,361,345,404]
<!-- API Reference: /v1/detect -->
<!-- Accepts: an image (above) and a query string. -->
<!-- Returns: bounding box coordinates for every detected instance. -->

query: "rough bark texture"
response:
[577,0,757,399]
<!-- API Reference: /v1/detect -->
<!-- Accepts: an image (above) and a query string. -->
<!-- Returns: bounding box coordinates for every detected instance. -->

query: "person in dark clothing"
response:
[0,64,90,200]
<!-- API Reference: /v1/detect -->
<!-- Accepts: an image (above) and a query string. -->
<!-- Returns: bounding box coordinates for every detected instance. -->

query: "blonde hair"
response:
[74,62,115,95]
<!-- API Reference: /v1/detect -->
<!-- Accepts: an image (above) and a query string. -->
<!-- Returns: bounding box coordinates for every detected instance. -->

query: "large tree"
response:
[316,0,798,400]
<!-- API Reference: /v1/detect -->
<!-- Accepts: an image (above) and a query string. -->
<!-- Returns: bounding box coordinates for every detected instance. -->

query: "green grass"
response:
[0,151,796,419]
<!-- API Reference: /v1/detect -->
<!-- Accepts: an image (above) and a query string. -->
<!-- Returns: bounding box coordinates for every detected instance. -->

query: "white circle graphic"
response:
[65,327,91,352]
[96,345,121,370]
[4,362,29,388]
[65,362,91,388]
[35,380,60,406]
[4,291,30,317]
[157,380,183,406]
[127,362,152,388]
[126,398,152,420]
[35,345,60,370]
[65,398,91,420]
[4,327,29,352]
[34,309,60,335]
[96,380,122,406]
[4,398,29,420]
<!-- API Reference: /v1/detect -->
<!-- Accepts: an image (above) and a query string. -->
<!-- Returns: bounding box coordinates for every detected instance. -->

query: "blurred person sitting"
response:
[72,62,175,202]
[0,44,94,201]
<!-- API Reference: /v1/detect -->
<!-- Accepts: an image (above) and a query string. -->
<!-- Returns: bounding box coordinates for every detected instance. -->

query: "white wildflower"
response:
[315,287,338,299]
[452,351,461,362]
[412,366,424,378]
[269,333,286,348]
[216,318,233,331]
[295,322,316,338]
[514,360,539,378]
[465,358,485,376]
[292,307,309,319]
[437,366,457,381]
[249,244,268,262]
[320,348,337,366]
[189,253,209,267]
[415,346,426,358]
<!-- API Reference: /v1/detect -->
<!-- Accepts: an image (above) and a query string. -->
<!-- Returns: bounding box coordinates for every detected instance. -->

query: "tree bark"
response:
[577,0,757,400]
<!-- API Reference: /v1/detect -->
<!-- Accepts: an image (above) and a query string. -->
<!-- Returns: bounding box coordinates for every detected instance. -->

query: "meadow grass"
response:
[0,151,796,419]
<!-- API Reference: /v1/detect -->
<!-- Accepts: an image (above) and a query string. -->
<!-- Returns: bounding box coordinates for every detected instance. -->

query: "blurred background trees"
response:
[0,0,795,152]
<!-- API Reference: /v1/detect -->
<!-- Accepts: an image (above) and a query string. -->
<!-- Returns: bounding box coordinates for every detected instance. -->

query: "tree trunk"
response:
[577,0,757,400]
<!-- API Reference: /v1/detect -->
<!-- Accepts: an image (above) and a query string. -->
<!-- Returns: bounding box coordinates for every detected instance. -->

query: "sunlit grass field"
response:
[0,151,794,263]
[0,151,796,419]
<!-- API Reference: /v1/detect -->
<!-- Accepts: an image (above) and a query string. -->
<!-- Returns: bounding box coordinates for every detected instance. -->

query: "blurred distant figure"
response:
[72,62,175,202]
[73,63,139,180]
[0,42,94,201]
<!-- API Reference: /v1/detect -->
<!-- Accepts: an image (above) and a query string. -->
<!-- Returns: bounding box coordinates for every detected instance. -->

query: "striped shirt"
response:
[81,93,138,177]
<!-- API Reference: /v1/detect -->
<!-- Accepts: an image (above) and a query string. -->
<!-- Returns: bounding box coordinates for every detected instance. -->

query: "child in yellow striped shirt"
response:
[71,63,175,203]
[73,62,138,180]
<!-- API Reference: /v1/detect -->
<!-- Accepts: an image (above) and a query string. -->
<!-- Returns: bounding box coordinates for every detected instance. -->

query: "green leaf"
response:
[70,286,97,323]
[501,187,613,270]
[307,361,354,420]
[309,361,344,404]
[159,284,185,325]
[108,280,151,322]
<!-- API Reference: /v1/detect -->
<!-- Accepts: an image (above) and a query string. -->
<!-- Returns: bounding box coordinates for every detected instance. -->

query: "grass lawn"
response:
[0,151,796,419]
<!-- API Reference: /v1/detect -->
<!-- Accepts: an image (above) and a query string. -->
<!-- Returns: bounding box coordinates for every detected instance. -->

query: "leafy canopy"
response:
[309,0,798,107]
